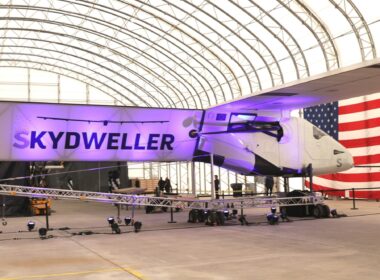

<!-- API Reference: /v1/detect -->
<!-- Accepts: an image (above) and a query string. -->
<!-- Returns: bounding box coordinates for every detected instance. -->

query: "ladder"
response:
[0,184,323,210]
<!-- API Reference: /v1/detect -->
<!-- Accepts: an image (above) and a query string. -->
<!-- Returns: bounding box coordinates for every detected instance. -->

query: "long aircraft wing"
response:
[210,58,380,112]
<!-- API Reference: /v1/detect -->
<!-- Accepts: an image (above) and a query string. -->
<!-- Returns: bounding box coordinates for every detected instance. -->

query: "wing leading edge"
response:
[210,58,380,113]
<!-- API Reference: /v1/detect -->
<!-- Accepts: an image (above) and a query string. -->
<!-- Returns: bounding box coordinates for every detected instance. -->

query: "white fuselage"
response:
[197,117,353,176]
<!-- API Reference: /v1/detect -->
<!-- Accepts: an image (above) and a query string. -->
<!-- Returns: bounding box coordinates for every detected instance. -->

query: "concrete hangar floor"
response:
[0,199,379,280]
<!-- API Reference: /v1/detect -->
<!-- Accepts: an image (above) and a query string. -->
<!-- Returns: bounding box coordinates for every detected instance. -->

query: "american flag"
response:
[304,92,380,199]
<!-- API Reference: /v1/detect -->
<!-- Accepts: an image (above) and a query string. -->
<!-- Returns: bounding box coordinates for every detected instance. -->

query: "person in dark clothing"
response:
[135,178,141,188]
[164,177,172,193]
[214,175,220,199]
[265,176,274,196]
[158,177,165,191]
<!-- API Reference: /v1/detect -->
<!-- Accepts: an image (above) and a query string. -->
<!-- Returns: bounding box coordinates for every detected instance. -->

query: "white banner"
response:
[0,102,203,161]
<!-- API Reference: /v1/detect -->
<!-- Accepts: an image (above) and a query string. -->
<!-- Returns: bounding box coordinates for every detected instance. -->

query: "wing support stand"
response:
[306,164,313,194]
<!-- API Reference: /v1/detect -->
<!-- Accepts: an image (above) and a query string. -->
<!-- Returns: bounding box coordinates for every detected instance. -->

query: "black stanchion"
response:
[168,201,176,223]
[351,188,358,210]
[45,202,50,230]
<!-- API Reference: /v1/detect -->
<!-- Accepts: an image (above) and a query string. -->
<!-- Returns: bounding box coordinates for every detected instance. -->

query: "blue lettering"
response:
[48,131,64,149]
[83,132,106,149]
[107,133,120,150]
[31,131,47,149]
[13,131,29,149]
[160,134,174,150]
[65,132,80,149]
[147,134,160,150]
[121,133,132,150]
[134,134,145,150]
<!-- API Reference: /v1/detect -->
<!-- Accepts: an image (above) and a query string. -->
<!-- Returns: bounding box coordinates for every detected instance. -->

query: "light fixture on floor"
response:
[134,221,142,233]
[27,221,35,231]
[111,223,121,234]
[107,217,115,225]
[38,227,47,239]
[330,209,338,218]
[124,217,132,226]
[280,208,290,222]
[223,210,229,218]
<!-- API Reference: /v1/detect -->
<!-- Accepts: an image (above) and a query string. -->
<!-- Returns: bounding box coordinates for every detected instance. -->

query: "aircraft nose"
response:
[345,149,354,169]
[334,144,354,171]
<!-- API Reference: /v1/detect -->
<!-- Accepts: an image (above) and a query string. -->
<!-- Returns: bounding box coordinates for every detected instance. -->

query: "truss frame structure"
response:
[0,184,323,210]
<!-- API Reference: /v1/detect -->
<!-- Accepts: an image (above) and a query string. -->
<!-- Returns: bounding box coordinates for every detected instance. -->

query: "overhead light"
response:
[27,221,35,231]
[134,221,142,233]
[38,227,47,239]
[124,217,132,226]
[107,217,115,225]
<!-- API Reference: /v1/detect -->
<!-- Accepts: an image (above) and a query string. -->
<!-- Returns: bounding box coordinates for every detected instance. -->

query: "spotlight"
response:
[111,223,121,234]
[266,213,279,225]
[103,120,109,126]
[124,217,132,226]
[38,227,47,239]
[280,208,290,222]
[270,207,276,214]
[107,217,115,225]
[134,221,142,233]
[330,209,338,218]
[27,221,35,231]
[223,210,229,218]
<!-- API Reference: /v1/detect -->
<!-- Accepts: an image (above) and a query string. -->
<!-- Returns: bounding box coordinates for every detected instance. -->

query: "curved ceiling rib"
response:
[0,60,132,106]
[0,44,169,107]
[0,5,207,108]
[246,0,310,79]
[328,0,376,60]
[204,0,284,87]
[0,0,378,109]
[276,0,340,71]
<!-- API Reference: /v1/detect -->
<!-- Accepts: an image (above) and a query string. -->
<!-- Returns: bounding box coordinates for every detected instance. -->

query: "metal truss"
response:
[328,0,376,60]
[0,184,323,210]
[0,0,378,110]
[276,0,340,71]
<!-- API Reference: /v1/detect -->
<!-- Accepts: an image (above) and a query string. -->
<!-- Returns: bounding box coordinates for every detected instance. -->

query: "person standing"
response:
[158,177,165,192]
[214,175,220,199]
[265,176,274,196]
[164,177,172,193]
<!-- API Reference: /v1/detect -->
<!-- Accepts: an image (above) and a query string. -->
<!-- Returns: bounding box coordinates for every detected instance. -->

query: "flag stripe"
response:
[340,135,380,148]
[339,93,380,106]
[339,108,380,123]
[305,181,380,199]
[354,154,380,165]
[339,117,380,131]
[339,99,380,115]
[311,176,380,189]
[319,172,380,182]
[349,145,380,157]
[339,126,380,141]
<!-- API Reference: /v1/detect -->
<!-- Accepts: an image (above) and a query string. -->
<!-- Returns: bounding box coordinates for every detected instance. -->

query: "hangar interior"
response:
[1,1,380,280]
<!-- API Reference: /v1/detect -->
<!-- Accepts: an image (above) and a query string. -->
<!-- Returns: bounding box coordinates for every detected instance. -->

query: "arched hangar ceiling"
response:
[0,0,379,109]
